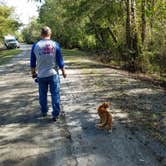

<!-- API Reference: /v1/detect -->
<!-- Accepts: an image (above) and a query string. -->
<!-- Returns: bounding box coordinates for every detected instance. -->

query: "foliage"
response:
[29,0,166,77]
[0,5,21,43]
[22,18,42,44]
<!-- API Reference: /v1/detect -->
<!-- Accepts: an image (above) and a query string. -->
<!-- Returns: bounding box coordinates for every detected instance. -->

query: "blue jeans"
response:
[38,74,60,117]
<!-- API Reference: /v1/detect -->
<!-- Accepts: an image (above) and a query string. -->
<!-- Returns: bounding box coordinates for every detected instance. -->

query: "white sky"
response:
[4,0,41,25]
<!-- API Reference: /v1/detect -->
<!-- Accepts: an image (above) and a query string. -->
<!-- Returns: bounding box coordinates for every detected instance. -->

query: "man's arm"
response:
[30,44,37,78]
[56,43,67,78]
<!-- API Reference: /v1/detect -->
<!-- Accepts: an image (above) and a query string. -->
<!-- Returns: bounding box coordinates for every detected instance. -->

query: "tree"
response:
[31,0,166,75]
[0,5,21,42]
[141,0,146,44]
[125,0,142,71]
[22,18,42,44]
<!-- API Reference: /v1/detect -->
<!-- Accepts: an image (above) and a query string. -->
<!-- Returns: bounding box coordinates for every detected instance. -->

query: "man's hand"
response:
[31,68,37,78]
[61,68,67,78]
[32,72,37,78]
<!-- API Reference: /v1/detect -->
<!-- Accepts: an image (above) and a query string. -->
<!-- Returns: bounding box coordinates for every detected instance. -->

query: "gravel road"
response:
[0,44,165,166]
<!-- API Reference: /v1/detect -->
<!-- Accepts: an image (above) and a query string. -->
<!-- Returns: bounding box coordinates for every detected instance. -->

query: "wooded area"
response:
[0,4,21,44]
[1,0,166,78]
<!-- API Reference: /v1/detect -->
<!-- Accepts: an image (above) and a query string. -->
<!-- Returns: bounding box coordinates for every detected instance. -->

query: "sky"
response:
[4,0,41,26]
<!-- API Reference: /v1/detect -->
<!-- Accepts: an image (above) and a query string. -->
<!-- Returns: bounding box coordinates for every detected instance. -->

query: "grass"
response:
[62,48,88,57]
[0,49,22,65]
[129,110,166,145]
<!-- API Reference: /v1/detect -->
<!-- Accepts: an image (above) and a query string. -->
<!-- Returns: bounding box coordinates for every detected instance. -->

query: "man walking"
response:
[30,26,67,121]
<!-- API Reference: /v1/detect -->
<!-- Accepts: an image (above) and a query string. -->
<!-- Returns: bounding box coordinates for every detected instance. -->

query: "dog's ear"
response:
[103,102,109,108]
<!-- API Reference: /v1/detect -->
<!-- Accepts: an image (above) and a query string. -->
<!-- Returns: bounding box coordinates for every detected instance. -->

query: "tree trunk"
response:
[107,18,118,43]
[150,0,155,42]
[141,0,146,44]
[125,0,141,72]
[88,16,105,48]
[126,0,132,50]
[107,27,117,43]
[131,0,139,58]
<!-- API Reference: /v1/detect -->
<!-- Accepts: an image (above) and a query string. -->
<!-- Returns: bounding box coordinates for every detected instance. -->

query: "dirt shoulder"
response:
[87,54,166,146]
[88,52,166,89]
[61,52,166,165]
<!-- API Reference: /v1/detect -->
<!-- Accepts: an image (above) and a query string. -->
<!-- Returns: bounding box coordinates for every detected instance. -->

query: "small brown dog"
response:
[96,102,112,132]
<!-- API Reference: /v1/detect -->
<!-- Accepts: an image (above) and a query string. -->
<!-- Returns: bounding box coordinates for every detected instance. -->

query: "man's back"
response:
[32,39,58,78]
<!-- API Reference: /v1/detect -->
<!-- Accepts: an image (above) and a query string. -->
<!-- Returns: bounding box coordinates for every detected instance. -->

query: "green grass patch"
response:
[0,49,22,65]
[62,48,88,57]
